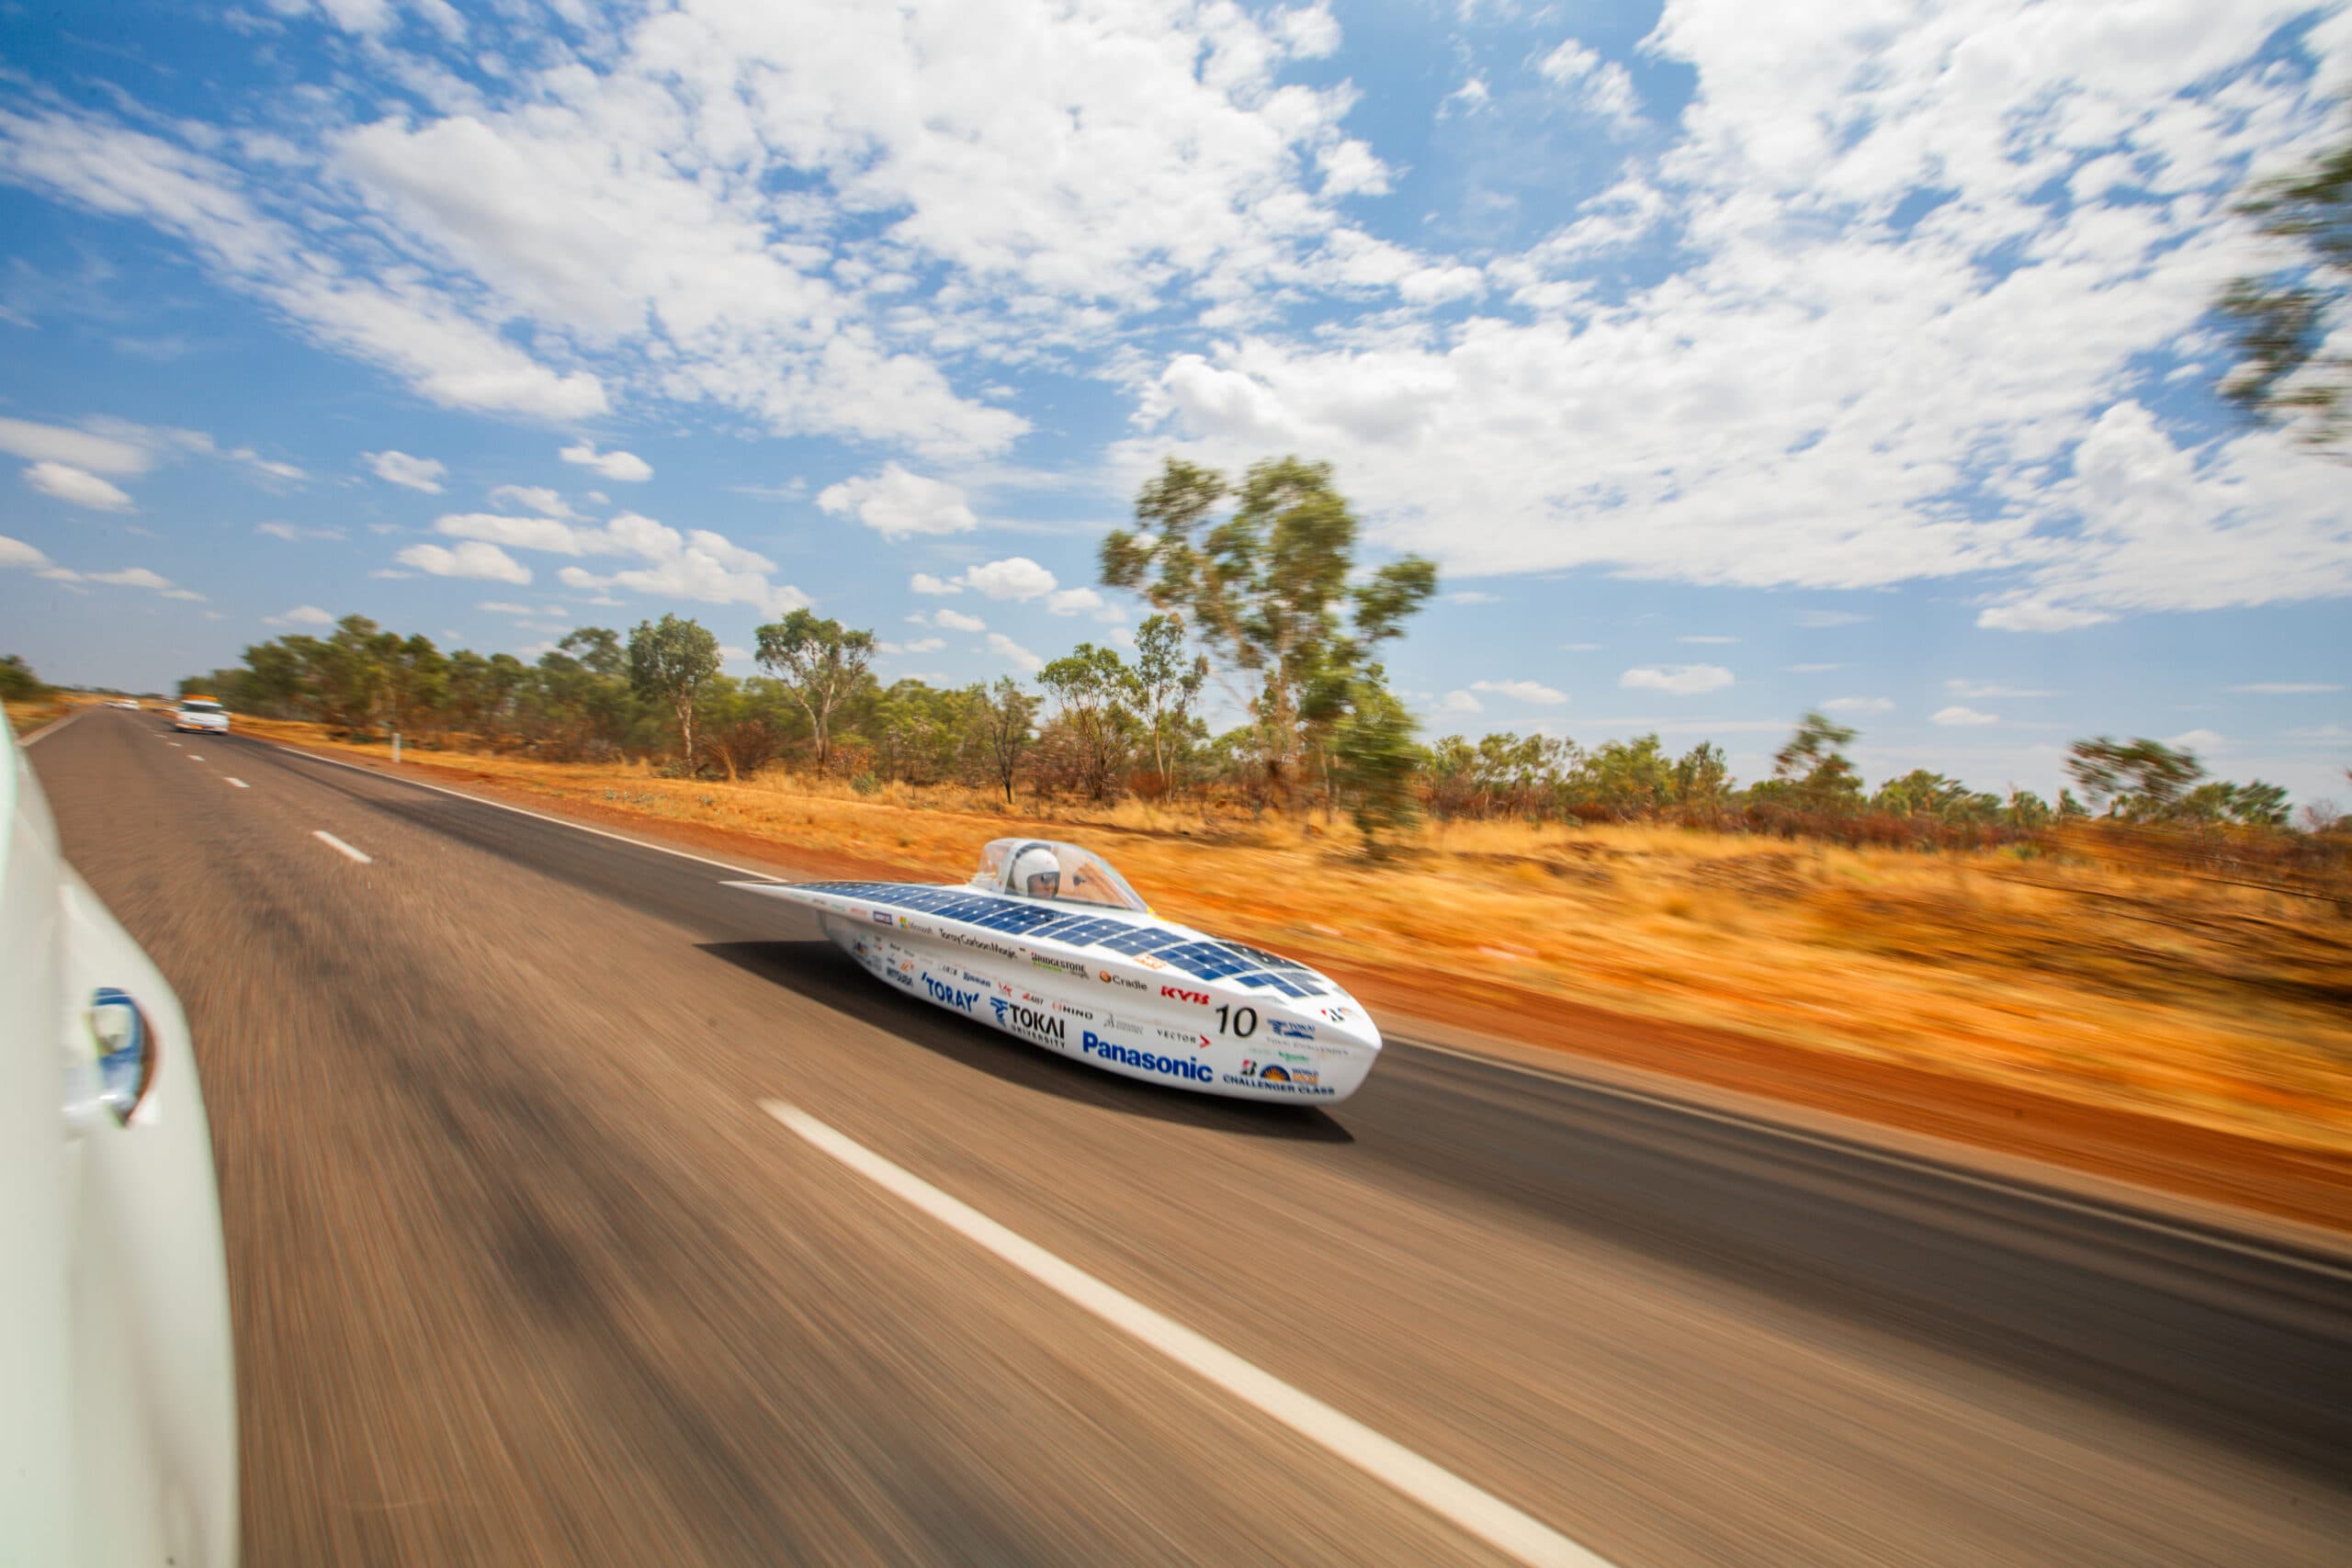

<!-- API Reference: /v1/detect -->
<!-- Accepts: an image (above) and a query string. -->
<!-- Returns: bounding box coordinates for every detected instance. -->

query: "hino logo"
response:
[1160,986,1210,1005]
[989,997,1068,1042]
[921,975,980,1013]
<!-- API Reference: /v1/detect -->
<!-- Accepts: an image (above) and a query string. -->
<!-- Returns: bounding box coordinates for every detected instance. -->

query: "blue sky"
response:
[2,0,2347,802]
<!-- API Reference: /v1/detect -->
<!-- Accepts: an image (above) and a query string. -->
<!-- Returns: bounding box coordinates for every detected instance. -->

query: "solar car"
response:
[729,838,1380,1102]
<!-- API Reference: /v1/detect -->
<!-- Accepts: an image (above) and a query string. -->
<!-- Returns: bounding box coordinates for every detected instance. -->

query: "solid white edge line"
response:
[17,705,91,747]
[225,778,248,789]
[266,739,2346,1279]
[760,1099,1611,1568]
[267,741,770,878]
[1394,1037,2352,1283]
[311,829,373,865]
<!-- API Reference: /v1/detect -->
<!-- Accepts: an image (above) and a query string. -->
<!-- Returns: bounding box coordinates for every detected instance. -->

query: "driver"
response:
[1008,845,1061,900]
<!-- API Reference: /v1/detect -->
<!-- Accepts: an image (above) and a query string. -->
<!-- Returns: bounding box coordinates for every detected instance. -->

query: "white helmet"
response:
[1009,845,1061,899]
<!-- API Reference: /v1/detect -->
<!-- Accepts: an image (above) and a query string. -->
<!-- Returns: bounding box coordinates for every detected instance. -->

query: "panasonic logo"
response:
[1080,1031,1214,1083]
[1160,986,1210,1005]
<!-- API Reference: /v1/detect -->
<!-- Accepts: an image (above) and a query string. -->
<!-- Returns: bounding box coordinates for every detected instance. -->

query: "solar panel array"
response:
[799,881,1331,997]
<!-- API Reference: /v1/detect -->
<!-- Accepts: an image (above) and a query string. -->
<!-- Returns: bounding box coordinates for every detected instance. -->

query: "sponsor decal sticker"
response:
[989,997,1069,1043]
[1160,985,1211,1006]
[921,975,982,1013]
[1136,953,1170,971]
[1080,1031,1214,1084]
[945,930,1023,962]
[1096,968,1148,991]
[1154,1026,1214,1049]
[1050,999,1098,1022]
[1318,1004,1354,1024]
[871,909,893,925]
[1029,953,1087,978]
[1222,1059,1336,1097]
[1269,1019,1316,1041]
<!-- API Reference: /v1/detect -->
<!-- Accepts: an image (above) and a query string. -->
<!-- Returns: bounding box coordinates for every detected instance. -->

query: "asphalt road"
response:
[33,705,2352,1567]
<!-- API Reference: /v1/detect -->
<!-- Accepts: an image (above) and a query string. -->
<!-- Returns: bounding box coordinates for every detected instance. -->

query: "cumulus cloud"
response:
[910,572,961,595]
[1678,634,1737,645]
[1437,689,1484,715]
[2228,682,2342,695]
[488,484,579,520]
[266,604,335,627]
[254,522,345,541]
[987,632,1043,674]
[0,416,150,474]
[958,557,1059,601]
[2168,728,2228,753]
[1821,696,1893,715]
[1948,680,2058,699]
[1470,678,1566,705]
[1621,664,1732,695]
[1932,705,1999,727]
[1535,40,1642,132]
[560,442,651,482]
[0,533,51,570]
[425,509,808,615]
[396,540,533,583]
[818,464,976,538]
[23,460,132,512]
[1443,590,1502,604]
[934,608,988,633]
[365,449,447,493]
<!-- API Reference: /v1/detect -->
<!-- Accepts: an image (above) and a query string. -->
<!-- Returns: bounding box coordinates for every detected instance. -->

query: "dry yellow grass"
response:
[241,718,2352,1156]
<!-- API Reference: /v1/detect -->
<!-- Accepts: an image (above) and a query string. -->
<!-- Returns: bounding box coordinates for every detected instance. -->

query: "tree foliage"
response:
[2217,99,2352,452]
[753,608,876,772]
[628,614,722,772]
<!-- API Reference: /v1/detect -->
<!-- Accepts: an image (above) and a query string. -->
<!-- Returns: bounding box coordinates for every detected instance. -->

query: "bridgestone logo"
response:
[1081,1031,1213,1083]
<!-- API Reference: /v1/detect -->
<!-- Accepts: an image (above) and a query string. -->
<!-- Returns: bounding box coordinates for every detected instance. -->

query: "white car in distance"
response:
[172,697,231,735]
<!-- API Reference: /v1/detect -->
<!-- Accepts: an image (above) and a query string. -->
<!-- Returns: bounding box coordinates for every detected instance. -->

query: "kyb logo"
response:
[921,975,981,1013]
[1160,986,1211,1006]
[989,997,1068,1042]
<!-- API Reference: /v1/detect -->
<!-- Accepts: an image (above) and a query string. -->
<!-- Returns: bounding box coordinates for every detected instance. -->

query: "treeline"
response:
[171,453,2335,854]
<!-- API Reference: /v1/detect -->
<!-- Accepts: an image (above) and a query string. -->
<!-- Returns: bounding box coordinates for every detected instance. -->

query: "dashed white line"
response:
[761,1100,1609,1568]
[225,778,248,789]
[189,754,205,761]
[311,829,373,864]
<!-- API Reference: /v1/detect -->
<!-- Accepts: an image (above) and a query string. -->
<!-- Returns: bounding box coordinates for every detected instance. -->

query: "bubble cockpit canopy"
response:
[969,839,1149,913]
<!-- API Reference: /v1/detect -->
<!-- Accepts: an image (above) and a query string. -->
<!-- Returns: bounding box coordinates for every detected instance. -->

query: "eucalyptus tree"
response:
[754,608,876,773]
[628,614,721,771]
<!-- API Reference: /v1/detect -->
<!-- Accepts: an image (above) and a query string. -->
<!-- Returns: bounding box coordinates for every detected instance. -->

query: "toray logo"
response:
[921,975,980,1013]
[1160,986,1210,1006]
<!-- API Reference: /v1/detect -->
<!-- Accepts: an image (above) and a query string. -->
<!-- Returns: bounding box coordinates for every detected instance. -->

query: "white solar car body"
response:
[729,838,1380,1102]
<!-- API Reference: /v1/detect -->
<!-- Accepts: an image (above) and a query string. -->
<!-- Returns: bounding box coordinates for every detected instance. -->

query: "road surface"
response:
[30,706,2352,1566]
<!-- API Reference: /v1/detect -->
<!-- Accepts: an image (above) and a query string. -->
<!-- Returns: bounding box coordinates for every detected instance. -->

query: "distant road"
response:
[33,705,2352,1566]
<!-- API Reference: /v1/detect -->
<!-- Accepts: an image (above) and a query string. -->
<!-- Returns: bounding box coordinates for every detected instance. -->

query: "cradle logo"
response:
[1080,1031,1213,1083]
[989,997,1068,1043]
[1096,969,1147,991]
[921,975,980,1013]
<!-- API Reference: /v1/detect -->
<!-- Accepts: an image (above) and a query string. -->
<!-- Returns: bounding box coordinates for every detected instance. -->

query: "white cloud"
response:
[365,449,446,493]
[546,513,806,616]
[2285,723,2350,742]
[0,416,149,475]
[2168,728,2228,753]
[433,513,598,555]
[1794,611,1870,629]
[559,442,651,483]
[84,566,190,597]
[1535,40,1642,132]
[878,636,946,656]
[1822,696,1893,715]
[1621,663,1732,695]
[488,484,580,520]
[817,464,975,538]
[1677,635,1738,645]
[254,521,345,541]
[910,572,961,595]
[266,604,335,627]
[1046,586,1121,621]
[934,608,988,633]
[1470,678,1567,705]
[1786,662,1839,672]
[959,557,1059,602]
[1437,689,1484,715]
[0,534,52,570]
[987,633,1044,673]
[2230,682,2342,695]
[396,540,533,584]
[1932,705,2000,727]
[1976,598,2113,634]
[23,461,132,512]
[1561,642,1600,652]
[1443,590,1502,604]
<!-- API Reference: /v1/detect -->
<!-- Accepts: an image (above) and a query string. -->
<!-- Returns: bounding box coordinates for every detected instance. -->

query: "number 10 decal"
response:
[1214,1004,1258,1038]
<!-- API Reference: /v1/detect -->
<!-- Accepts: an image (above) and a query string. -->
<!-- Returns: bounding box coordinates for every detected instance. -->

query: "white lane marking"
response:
[17,705,92,746]
[167,740,182,748]
[269,742,773,878]
[762,1100,1610,1568]
[1394,1037,2352,1283]
[225,778,248,789]
[312,829,373,864]
[189,754,205,761]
